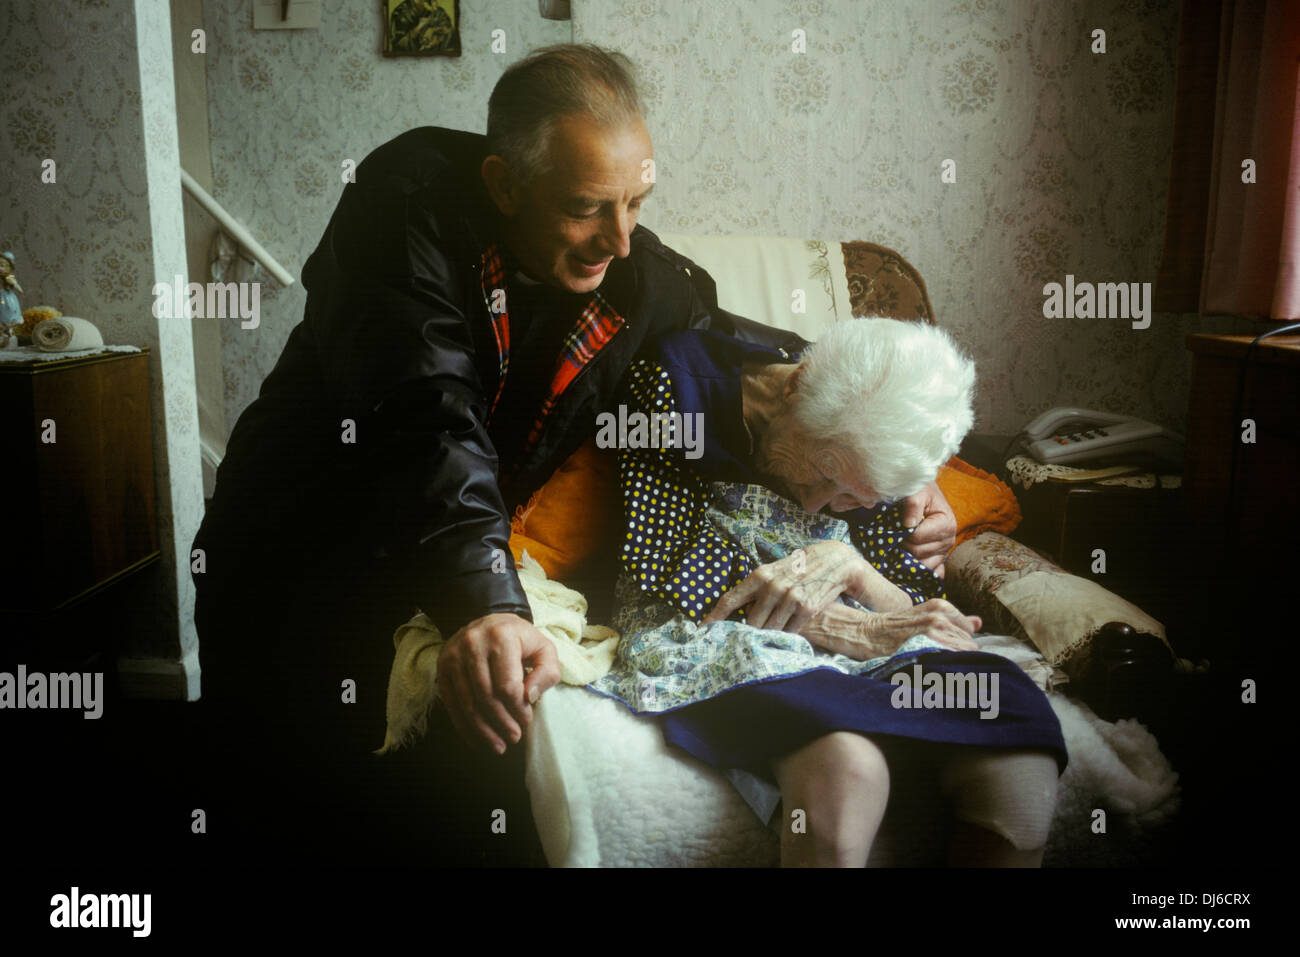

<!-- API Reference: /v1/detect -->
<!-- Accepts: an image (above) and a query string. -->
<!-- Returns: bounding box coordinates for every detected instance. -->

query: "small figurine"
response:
[0,252,24,347]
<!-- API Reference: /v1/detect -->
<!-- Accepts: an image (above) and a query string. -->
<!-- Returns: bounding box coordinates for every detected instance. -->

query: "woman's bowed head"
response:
[743,317,976,517]
[705,317,981,644]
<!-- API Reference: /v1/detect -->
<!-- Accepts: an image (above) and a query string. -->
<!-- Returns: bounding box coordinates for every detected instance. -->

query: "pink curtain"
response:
[1155,0,1300,319]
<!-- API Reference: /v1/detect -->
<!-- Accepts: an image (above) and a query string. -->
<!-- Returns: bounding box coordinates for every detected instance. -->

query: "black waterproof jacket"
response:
[192,126,806,635]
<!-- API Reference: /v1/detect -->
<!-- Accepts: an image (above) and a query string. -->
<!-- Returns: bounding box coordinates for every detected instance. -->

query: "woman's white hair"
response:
[793,317,976,501]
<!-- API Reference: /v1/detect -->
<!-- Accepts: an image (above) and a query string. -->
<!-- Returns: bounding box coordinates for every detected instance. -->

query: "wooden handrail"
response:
[180,168,295,287]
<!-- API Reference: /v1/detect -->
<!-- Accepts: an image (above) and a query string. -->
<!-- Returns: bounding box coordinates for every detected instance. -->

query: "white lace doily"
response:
[1006,455,1181,490]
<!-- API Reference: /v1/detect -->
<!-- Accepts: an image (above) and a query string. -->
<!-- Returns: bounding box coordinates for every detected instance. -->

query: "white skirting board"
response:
[116,647,201,702]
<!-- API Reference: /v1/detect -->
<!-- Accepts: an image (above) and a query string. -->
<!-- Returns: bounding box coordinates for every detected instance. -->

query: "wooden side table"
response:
[0,349,159,666]
[1182,333,1300,656]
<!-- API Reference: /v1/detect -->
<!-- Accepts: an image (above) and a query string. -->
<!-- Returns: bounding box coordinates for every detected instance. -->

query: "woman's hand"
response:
[801,598,982,660]
[900,482,957,578]
[704,541,869,633]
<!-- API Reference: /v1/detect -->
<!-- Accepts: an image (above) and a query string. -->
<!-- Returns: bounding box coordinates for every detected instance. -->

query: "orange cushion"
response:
[936,456,1022,547]
[508,444,1020,580]
[507,437,621,581]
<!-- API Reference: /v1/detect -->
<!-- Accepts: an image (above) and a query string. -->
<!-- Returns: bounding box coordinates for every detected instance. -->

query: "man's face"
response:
[493,113,655,294]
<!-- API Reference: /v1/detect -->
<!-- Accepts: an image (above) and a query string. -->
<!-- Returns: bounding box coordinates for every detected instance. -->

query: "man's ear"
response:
[481,155,522,216]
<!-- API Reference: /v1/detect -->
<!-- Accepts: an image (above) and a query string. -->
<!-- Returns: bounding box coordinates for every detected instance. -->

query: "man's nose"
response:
[598,206,634,259]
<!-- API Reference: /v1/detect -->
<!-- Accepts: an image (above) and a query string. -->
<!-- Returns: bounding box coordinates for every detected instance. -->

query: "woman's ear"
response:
[783,362,806,401]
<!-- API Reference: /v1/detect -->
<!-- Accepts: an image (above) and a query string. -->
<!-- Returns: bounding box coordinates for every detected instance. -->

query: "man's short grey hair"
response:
[487,43,645,188]
[793,318,976,501]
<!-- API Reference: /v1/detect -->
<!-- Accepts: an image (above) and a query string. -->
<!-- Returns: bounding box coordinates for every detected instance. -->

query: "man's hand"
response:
[900,481,957,577]
[435,612,561,754]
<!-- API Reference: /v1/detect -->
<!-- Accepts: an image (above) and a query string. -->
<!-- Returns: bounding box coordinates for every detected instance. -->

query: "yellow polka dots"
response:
[617,361,751,619]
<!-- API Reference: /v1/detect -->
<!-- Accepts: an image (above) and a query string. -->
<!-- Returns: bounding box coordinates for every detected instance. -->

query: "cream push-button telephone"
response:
[1019,407,1185,467]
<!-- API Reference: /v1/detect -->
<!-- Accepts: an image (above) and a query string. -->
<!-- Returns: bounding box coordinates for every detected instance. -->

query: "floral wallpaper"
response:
[570,0,1260,433]
[1,0,204,676]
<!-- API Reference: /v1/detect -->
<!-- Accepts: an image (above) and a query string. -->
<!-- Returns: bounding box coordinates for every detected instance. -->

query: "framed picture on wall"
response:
[382,0,461,57]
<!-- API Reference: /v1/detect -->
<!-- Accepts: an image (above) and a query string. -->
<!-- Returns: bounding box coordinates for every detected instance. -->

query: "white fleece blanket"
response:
[524,633,1181,867]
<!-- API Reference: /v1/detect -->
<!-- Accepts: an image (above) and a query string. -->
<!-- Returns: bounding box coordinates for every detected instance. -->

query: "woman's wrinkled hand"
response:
[703,540,866,633]
[801,598,982,660]
[900,482,957,578]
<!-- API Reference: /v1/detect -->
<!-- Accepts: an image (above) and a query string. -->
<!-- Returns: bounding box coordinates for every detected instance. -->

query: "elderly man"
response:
[191,43,957,865]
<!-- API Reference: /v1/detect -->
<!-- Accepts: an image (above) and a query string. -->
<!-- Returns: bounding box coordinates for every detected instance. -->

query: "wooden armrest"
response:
[1070,622,1176,724]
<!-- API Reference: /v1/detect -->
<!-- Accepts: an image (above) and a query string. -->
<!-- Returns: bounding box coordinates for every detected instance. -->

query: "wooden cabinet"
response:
[0,350,159,619]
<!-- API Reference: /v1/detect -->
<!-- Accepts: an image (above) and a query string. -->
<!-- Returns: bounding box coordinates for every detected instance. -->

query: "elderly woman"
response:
[587,318,1066,867]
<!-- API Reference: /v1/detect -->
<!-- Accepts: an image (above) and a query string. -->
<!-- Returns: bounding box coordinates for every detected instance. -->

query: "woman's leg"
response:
[936,746,1060,867]
[771,731,890,867]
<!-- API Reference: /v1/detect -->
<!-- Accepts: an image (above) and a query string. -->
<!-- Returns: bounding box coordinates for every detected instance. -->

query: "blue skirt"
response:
[659,651,1069,775]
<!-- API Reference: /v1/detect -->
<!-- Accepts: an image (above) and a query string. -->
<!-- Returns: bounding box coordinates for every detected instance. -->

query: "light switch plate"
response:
[253,0,323,30]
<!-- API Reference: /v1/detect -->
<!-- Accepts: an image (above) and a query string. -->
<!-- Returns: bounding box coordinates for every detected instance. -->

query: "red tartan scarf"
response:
[479,242,626,463]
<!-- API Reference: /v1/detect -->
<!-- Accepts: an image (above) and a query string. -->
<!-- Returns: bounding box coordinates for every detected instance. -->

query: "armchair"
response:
[517,231,1183,866]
